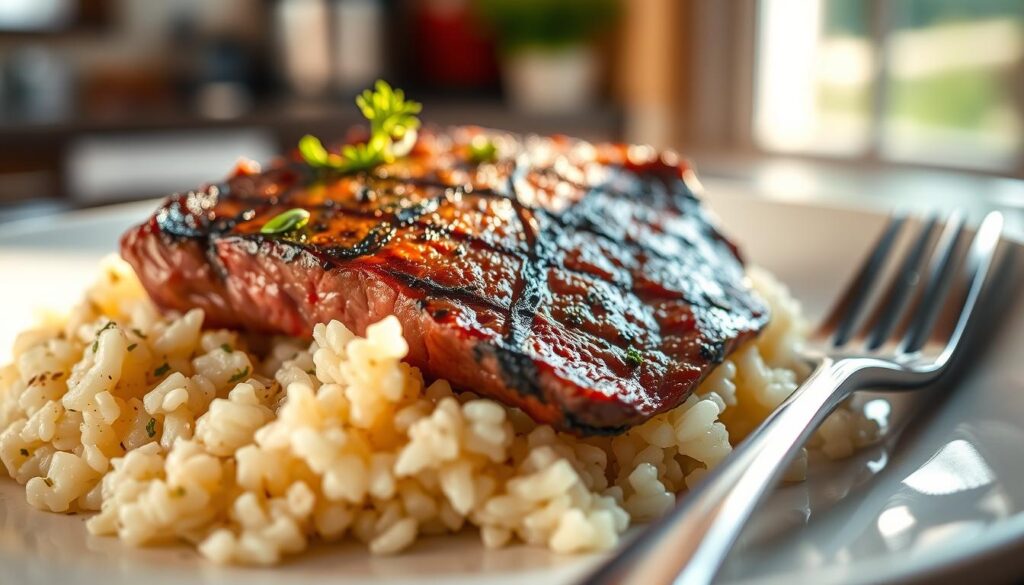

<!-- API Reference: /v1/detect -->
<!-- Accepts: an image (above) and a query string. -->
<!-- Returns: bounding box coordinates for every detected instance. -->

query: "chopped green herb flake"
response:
[146,418,156,438]
[260,208,310,235]
[625,347,644,367]
[154,362,170,377]
[132,328,147,339]
[221,343,233,353]
[468,136,498,164]
[19,448,28,457]
[228,367,250,384]
[91,322,117,353]
[127,343,138,352]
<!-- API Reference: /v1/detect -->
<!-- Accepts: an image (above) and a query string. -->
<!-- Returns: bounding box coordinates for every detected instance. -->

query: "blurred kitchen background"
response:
[0,0,1021,234]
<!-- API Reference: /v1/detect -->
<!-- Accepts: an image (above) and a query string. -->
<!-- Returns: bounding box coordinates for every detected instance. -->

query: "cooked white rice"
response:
[0,256,877,564]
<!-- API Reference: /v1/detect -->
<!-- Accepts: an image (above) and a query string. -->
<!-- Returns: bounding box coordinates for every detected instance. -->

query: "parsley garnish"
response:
[153,362,170,377]
[299,134,391,175]
[145,417,156,438]
[19,448,28,457]
[228,367,250,384]
[131,328,147,339]
[221,343,233,353]
[625,347,644,368]
[260,208,310,235]
[127,343,138,352]
[357,80,422,143]
[298,80,422,175]
[468,136,498,164]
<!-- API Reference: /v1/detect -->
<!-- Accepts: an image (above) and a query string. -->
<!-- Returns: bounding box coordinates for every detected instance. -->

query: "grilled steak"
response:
[120,128,768,433]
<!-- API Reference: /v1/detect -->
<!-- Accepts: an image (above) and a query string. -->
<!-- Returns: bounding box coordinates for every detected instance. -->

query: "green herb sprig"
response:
[299,80,422,175]
[356,81,422,144]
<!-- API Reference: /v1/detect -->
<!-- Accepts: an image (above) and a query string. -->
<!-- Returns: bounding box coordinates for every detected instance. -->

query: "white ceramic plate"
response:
[1,188,1022,585]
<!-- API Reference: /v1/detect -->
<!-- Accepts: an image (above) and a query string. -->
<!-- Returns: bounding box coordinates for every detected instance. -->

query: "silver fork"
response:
[581,210,1005,585]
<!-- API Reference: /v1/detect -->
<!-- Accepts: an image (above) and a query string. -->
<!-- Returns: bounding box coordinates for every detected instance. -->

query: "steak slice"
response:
[120,128,769,434]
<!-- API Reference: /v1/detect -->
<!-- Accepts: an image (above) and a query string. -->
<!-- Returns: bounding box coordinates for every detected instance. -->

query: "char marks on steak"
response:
[120,128,769,433]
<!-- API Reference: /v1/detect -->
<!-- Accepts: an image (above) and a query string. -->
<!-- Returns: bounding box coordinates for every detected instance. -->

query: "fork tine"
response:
[931,211,1004,364]
[863,215,940,349]
[898,210,967,354]
[825,214,906,347]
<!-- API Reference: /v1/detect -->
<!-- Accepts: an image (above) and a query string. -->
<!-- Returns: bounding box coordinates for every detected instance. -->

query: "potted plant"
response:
[476,0,619,114]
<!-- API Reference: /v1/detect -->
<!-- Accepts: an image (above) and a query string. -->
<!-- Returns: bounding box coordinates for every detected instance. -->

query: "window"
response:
[754,0,1023,175]
[0,0,107,34]
[755,0,874,155]
[0,0,76,32]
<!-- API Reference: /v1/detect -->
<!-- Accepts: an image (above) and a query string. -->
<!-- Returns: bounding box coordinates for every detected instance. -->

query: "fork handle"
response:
[584,357,885,585]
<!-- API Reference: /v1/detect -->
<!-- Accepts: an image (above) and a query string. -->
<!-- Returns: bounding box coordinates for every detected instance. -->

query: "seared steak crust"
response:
[121,128,769,433]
